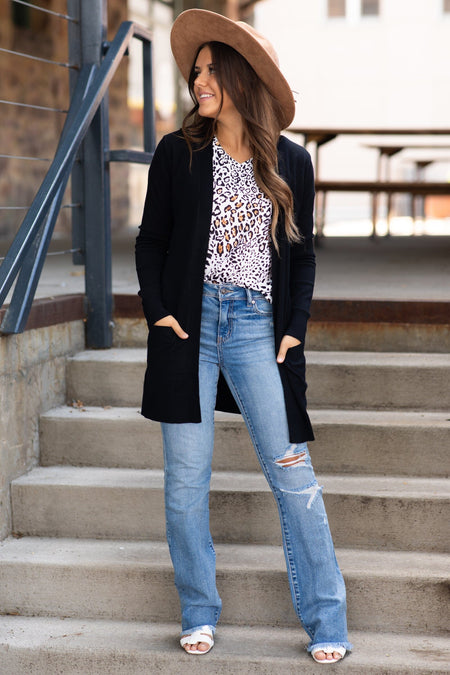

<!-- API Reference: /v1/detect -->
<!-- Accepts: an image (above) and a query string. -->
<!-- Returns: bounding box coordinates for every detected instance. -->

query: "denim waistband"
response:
[203,281,268,302]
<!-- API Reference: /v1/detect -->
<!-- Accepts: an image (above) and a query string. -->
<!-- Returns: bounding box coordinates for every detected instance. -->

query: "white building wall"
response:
[128,0,174,228]
[255,0,450,128]
[254,0,450,231]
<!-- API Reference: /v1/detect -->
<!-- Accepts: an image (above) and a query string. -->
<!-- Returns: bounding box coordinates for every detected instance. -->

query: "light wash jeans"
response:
[161,282,351,653]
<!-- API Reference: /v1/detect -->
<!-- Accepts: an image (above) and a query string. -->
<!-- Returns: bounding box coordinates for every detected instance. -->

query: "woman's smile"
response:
[198,92,215,101]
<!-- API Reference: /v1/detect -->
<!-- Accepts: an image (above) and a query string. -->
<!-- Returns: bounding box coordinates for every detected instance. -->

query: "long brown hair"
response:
[181,41,300,252]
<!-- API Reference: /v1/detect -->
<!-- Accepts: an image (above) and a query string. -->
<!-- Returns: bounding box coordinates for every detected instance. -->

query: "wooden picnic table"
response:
[289,127,450,148]
[363,143,450,178]
[364,144,450,230]
[313,180,450,237]
[289,128,450,237]
[290,127,450,176]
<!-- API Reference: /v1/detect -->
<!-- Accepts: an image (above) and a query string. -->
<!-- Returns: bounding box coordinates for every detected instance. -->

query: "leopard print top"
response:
[203,137,273,301]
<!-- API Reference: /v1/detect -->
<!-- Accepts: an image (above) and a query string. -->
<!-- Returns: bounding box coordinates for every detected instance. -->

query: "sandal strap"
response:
[180,627,214,649]
[312,646,346,655]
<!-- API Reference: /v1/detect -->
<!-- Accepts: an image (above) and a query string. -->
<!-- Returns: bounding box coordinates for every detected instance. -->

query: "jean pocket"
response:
[251,297,272,316]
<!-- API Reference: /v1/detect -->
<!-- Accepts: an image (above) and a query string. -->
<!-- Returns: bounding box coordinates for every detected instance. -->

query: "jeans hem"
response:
[307,641,353,653]
[180,624,216,637]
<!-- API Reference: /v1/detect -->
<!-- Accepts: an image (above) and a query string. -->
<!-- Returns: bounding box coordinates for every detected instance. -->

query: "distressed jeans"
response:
[161,282,351,653]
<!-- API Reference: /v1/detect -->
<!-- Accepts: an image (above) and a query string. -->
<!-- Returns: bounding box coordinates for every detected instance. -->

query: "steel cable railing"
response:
[0,46,77,70]
[0,99,68,114]
[11,0,78,23]
[0,19,155,338]
[0,154,51,162]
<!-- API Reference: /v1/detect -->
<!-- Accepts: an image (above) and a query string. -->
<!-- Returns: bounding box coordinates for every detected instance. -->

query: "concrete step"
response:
[11,467,449,552]
[0,537,447,634]
[1,617,449,674]
[114,307,450,354]
[66,348,450,410]
[40,406,450,477]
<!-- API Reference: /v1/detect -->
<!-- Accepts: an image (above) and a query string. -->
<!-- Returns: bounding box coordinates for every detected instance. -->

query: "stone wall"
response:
[0,321,85,540]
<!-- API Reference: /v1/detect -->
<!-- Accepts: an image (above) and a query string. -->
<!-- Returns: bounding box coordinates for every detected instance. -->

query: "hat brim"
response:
[170,9,295,129]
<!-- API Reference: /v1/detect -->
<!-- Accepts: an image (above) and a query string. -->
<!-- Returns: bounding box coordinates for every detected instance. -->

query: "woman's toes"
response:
[183,641,209,653]
[314,650,327,661]
[313,649,344,662]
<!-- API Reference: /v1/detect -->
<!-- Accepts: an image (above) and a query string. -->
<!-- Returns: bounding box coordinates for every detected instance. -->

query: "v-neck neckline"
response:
[214,137,252,166]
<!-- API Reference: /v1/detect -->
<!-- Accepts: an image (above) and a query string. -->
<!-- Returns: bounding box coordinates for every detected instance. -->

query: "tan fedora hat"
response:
[170,9,295,129]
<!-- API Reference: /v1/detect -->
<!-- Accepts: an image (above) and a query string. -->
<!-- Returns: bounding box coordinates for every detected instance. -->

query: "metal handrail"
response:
[0,21,154,336]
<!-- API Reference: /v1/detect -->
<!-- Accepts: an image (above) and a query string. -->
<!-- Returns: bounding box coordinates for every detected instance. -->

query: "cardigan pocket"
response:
[147,324,177,351]
[150,324,177,341]
[147,325,191,377]
[284,342,305,369]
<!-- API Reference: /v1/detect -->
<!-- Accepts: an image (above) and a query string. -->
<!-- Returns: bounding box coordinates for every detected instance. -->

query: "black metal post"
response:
[69,0,113,348]
[67,0,84,267]
[142,40,156,154]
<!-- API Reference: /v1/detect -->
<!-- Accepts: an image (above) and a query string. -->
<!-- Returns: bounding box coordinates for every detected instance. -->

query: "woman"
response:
[136,9,351,664]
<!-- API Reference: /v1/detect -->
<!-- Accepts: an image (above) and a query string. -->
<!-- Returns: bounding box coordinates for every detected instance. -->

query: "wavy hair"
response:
[181,41,300,252]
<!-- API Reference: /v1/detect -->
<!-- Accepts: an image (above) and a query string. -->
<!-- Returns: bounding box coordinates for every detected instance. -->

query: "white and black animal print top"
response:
[203,137,273,301]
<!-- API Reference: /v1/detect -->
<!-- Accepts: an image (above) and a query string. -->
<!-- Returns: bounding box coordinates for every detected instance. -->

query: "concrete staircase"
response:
[0,345,449,673]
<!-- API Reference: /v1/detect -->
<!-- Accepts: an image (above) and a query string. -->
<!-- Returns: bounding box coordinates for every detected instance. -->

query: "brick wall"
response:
[0,0,130,240]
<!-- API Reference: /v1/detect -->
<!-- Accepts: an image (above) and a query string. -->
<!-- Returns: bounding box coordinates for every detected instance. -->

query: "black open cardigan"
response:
[135,131,316,442]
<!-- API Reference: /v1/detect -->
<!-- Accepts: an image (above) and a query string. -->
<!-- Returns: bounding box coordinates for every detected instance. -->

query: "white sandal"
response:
[180,626,214,655]
[311,646,346,664]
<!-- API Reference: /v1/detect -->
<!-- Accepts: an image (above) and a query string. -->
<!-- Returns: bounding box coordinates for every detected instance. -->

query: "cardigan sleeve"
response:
[285,150,316,343]
[135,135,173,326]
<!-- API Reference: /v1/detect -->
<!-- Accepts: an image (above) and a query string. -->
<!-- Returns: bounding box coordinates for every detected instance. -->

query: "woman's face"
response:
[193,45,235,120]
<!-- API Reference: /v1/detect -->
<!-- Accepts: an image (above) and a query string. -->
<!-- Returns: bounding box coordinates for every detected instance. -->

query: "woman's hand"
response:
[276,335,301,363]
[154,315,189,339]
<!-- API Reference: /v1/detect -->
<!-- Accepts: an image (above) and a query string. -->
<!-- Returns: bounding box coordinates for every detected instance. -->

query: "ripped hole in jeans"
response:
[275,443,308,469]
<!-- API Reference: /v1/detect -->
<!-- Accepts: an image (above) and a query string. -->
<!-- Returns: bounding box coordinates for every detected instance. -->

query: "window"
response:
[328,0,346,18]
[444,0,450,13]
[361,0,380,16]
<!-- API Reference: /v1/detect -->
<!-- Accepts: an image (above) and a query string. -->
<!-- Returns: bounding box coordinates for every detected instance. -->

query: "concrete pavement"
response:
[2,232,448,303]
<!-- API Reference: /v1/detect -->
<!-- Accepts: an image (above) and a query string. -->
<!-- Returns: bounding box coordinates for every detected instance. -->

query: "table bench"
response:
[289,128,450,237]
[314,180,450,237]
